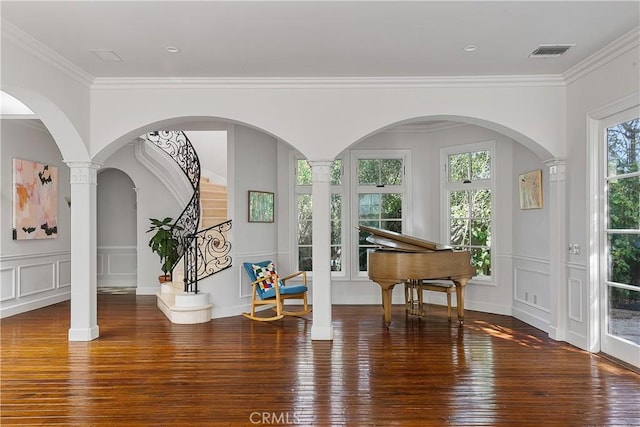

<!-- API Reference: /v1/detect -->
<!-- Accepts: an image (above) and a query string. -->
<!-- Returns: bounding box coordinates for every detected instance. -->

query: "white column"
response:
[65,161,101,341]
[309,161,333,340]
[545,158,567,341]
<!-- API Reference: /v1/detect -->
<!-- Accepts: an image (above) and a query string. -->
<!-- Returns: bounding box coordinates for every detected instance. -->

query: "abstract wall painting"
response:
[519,169,543,209]
[13,158,58,240]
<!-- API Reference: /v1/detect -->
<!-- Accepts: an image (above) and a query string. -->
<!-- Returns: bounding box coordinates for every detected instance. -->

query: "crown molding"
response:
[91,74,566,90]
[563,26,640,85]
[1,20,94,88]
[385,121,467,134]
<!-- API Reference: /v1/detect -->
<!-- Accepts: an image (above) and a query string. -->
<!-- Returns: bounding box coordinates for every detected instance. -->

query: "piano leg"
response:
[378,281,397,327]
[452,278,469,325]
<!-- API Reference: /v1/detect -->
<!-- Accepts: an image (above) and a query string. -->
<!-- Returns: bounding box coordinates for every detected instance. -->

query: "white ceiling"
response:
[2,1,639,79]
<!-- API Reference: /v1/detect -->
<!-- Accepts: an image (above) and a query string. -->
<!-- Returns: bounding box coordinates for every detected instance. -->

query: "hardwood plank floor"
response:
[2,295,639,426]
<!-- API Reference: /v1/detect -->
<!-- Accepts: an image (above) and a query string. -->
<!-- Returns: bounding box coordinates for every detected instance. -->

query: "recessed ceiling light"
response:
[463,45,478,52]
[90,50,122,62]
[166,46,180,53]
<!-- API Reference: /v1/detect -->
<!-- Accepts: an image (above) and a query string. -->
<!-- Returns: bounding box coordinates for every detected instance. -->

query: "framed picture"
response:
[248,190,274,223]
[13,158,58,239]
[519,169,543,209]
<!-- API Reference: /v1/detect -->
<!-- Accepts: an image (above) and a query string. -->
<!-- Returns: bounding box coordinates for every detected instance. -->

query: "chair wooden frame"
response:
[242,264,311,322]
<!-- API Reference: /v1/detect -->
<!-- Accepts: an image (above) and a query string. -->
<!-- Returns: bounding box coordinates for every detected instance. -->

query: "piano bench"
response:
[420,282,456,321]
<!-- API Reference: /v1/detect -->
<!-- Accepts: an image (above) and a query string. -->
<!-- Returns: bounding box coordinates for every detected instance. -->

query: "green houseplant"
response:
[147,217,183,283]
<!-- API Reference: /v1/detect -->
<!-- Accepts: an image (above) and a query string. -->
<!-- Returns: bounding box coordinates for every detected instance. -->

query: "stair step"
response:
[200,182,226,192]
[203,207,227,216]
[202,217,228,228]
[201,196,227,204]
[202,202,227,211]
[201,190,227,198]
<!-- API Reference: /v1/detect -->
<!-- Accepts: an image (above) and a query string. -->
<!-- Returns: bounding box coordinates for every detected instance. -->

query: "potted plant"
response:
[147,217,183,283]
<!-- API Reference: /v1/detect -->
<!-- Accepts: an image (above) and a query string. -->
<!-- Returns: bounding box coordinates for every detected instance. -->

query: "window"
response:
[603,115,639,348]
[295,158,343,272]
[293,150,409,278]
[353,151,409,274]
[442,142,494,278]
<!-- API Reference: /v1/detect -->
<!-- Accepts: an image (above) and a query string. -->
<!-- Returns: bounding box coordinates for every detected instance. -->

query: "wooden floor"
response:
[2,295,639,426]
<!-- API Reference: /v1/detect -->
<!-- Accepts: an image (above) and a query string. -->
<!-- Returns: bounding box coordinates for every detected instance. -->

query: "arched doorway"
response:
[97,168,137,293]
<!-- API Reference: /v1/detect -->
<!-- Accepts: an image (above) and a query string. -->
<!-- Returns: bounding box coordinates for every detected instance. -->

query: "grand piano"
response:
[360,225,475,326]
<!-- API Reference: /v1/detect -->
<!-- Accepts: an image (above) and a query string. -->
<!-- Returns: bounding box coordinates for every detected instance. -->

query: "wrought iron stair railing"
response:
[144,130,232,293]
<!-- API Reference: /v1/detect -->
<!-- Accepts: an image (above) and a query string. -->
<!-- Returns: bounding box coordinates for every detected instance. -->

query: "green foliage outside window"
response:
[447,150,492,277]
[358,159,403,186]
[296,159,343,272]
[296,159,342,185]
[606,118,640,308]
[357,157,404,271]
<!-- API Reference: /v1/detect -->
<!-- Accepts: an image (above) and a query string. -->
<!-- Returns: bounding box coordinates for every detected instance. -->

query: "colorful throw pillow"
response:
[252,262,279,291]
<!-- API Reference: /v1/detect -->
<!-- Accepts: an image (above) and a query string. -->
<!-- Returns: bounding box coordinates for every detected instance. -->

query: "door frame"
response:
[587,93,640,366]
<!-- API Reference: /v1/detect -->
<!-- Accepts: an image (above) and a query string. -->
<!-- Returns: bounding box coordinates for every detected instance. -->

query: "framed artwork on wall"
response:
[519,169,543,209]
[12,158,58,239]
[248,190,274,223]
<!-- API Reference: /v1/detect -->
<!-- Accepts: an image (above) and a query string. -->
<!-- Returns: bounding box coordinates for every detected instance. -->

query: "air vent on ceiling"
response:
[529,44,574,58]
[90,50,122,62]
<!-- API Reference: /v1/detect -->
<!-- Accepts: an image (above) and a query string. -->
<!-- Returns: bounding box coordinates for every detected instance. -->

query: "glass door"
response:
[601,111,640,367]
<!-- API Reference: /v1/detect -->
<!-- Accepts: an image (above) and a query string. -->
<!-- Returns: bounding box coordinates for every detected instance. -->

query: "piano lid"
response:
[358,225,452,252]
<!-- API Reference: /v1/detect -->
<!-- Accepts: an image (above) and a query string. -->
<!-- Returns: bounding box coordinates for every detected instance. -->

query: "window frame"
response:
[350,149,411,279]
[440,141,496,284]
[291,152,346,277]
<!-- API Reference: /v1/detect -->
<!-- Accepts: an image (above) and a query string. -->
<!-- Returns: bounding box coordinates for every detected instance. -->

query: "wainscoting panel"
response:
[97,253,104,276]
[108,253,137,276]
[19,262,55,297]
[0,251,71,318]
[0,268,16,302]
[58,260,71,288]
[568,278,584,323]
[511,255,551,332]
[566,262,588,348]
[97,246,137,287]
[513,266,551,311]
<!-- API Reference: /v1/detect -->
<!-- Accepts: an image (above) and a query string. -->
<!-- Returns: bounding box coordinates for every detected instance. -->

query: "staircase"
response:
[200,178,228,228]
[143,131,232,325]
[157,280,212,324]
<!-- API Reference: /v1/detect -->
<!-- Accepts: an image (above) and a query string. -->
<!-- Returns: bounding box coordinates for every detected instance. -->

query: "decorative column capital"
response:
[308,160,333,183]
[544,158,566,182]
[64,161,102,185]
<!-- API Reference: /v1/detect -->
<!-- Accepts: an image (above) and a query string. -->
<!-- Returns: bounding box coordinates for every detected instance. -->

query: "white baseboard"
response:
[512,306,550,333]
[136,286,160,295]
[68,325,99,341]
[0,291,70,319]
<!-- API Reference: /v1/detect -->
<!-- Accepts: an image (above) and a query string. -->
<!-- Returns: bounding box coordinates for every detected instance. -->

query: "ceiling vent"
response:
[529,44,574,58]
[90,50,122,62]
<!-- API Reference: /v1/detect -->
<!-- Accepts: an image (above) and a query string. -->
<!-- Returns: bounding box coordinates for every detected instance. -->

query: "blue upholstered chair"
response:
[242,261,311,321]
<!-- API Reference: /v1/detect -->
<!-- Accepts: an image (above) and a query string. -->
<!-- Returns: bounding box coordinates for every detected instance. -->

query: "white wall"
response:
[565,37,640,349]
[0,119,72,317]
[97,168,137,287]
[510,145,551,330]
[89,84,563,164]
[101,142,182,294]
[1,24,91,161]
[185,131,228,185]
[185,124,281,317]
